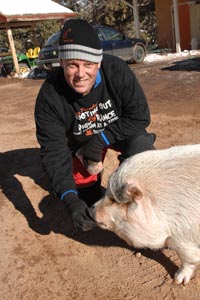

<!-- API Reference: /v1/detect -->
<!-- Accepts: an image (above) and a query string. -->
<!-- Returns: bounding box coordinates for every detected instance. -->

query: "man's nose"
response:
[76,66,85,77]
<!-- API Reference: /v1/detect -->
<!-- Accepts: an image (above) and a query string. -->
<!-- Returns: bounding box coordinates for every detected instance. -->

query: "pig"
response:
[88,144,200,285]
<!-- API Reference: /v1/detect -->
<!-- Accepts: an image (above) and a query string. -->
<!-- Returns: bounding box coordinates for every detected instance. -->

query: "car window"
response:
[45,32,60,47]
[94,28,105,41]
[101,27,123,41]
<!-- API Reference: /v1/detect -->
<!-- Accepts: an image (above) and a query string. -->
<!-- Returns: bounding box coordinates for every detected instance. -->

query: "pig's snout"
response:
[87,205,109,229]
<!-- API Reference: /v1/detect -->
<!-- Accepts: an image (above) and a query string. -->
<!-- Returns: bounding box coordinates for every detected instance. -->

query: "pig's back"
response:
[122,143,200,182]
[116,144,200,228]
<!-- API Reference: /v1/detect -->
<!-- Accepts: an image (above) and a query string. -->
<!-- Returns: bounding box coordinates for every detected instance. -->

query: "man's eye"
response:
[68,64,76,68]
[85,63,94,67]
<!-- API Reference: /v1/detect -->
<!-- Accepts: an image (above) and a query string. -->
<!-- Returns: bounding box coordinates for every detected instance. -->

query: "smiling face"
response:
[60,59,101,96]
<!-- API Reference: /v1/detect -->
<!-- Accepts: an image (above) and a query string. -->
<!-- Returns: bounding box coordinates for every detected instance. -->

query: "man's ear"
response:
[98,62,101,69]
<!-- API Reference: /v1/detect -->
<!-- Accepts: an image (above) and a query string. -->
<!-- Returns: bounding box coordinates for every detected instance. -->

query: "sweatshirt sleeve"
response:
[101,57,151,145]
[34,81,77,198]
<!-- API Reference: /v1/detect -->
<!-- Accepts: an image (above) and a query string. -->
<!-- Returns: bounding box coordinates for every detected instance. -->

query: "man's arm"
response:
[34,82,96,230]
[102,57,151,145]
[78,57,151,164]
[35,82,76,198]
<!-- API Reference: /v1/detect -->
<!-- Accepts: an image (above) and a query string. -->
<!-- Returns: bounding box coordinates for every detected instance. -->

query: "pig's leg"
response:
[174,262,196,285]
[170,240,200,284]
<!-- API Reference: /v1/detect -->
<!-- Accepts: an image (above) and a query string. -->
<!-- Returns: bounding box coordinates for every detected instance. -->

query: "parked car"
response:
[37,24,147,70]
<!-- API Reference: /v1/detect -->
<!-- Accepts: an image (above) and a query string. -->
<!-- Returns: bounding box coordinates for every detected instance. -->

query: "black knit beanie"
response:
[59,18,103,63]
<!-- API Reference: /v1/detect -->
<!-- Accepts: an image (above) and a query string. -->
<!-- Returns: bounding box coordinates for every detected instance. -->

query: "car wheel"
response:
[132,44,145,63]
[19,63,30,74]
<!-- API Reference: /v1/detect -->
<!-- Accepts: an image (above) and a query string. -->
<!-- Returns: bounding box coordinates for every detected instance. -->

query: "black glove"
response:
[63,192,97,231]
[77,133,108,163]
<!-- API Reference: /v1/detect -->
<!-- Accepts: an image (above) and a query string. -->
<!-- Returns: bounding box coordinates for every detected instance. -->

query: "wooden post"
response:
[31,23,38,48]
[6,26,20,74]
[120,0,140,38]
[133,0,140,38]
[173,0,181,52]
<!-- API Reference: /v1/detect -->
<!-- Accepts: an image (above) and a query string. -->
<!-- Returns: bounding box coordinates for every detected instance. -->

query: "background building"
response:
[155,0,200,52]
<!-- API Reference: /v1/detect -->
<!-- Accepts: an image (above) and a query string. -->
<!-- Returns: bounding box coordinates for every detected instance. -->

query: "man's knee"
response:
[114,131,156,162]
[126,132,156,154]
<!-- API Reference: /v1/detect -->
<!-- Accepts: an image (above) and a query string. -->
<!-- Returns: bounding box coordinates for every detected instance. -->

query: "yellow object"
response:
[26,47,40,58]
[26,48,34,58]
[33,47,40,57]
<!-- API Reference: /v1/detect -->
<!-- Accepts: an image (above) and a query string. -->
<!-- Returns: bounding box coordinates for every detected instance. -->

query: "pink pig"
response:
[89,144,200,285]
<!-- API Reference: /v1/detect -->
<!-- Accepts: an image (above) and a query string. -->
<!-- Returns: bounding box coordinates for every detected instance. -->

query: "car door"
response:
[100,27,133,61]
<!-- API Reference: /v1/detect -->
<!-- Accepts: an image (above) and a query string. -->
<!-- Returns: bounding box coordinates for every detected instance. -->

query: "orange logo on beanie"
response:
[62,28,73,43]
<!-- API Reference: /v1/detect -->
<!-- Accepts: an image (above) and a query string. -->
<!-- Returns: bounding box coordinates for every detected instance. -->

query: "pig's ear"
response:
[124,182,143,202]
[112,182,143,204]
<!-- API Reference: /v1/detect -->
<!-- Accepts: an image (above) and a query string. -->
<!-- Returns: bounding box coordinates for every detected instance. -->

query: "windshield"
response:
[45,32,60,47]
[101,27,123,40]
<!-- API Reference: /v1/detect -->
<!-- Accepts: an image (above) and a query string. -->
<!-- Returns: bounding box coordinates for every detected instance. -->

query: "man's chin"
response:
[74,87,90,96]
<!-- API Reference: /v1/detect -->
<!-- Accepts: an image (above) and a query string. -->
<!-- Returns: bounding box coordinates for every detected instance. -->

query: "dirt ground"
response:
[1,53,200,300]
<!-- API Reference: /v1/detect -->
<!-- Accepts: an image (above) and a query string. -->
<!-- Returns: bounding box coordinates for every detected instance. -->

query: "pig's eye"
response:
[109,197,116,204]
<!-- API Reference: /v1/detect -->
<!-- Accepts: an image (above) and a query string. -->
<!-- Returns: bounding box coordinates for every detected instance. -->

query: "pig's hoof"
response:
[174,265,194,285]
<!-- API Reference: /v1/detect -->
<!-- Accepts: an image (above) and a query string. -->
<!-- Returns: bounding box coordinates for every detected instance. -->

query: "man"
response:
[35,18,155,231]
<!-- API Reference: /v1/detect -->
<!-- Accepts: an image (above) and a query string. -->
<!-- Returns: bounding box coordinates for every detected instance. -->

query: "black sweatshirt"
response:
[34,54,151,198]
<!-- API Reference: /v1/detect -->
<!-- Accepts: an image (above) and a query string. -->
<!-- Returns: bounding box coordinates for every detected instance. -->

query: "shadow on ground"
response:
[161,57,200,72]
[0,147,178,279]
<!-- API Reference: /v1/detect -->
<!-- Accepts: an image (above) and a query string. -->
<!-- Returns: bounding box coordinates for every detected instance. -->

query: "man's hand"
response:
[76,133,109,174]
[76,152,103,175]
[77,134,107,163]
[64,192,97,231]
[71,209,97,231]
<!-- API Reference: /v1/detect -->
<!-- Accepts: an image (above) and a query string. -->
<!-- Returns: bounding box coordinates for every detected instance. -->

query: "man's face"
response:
[60,59,101,96]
